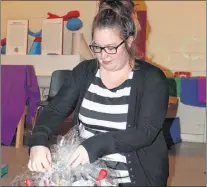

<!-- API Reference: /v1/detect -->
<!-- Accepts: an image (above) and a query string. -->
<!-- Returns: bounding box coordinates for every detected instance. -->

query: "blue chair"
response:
[163,117,181,148]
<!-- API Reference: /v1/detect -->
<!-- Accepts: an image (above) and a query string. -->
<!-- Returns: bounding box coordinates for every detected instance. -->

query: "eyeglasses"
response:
[89,39,127,54]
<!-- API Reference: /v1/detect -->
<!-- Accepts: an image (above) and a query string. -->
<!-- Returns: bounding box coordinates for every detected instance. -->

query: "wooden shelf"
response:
[1,54,85,76]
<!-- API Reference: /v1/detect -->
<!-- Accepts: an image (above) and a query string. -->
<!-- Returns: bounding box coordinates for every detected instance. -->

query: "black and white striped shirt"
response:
[78,69,133,184]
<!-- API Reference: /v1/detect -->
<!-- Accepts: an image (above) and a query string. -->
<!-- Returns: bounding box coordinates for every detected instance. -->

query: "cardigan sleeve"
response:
[28,61,89,148]
[81,68,169,163]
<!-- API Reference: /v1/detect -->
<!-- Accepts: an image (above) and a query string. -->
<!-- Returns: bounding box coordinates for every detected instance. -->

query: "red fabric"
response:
[34,36,42,42]
[1,38,6,46]
[174,71,191,78]
[47,10,80,21]
[134,11,147,59]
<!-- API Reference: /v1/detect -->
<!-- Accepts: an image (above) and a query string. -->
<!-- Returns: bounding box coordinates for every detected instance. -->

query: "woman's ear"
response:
[127,36,134,48]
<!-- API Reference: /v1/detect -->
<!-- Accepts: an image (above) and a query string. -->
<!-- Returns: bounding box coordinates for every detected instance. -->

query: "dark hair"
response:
[92,0,141,64]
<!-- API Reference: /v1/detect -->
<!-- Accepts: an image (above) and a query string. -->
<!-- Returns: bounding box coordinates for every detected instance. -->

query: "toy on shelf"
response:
[11,126,118,186]
[1,38,6,54]
[28,36,42,55]
[66,18,83,31]
[47,10,80,20]
[28,30,42,55]
[28,10,83,55]
[47,11,83,31]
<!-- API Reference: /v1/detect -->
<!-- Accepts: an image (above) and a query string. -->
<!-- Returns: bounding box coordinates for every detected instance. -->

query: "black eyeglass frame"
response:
[89,37,129,54]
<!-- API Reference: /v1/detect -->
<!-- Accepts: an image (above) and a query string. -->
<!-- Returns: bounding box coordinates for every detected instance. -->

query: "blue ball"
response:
[66,18,83,31]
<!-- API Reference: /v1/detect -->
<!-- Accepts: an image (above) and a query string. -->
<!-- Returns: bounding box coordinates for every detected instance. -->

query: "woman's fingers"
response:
[46,152,52,165]
[31,160,37,171]
[68,149,79,166]
[27,146,52,172]
[28,157,50,172]
[36,162,45,172]
[82,157,89,165]
[68,145,90,169]
[41,157,51,171]
[27,159,33,171]
[71,155,83,169]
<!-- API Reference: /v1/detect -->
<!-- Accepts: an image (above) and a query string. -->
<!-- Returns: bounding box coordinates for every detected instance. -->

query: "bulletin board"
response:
[134,10,147,59]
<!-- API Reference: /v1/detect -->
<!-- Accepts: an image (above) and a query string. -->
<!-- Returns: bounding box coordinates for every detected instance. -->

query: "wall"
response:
[143,1,206,76]
[1,1,206,75]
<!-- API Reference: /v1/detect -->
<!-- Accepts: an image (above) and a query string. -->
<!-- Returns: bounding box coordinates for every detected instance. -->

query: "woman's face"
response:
[92,28,133,72]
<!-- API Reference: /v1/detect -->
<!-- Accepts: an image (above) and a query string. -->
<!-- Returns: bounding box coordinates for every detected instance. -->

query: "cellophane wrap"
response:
[11,126,119,186]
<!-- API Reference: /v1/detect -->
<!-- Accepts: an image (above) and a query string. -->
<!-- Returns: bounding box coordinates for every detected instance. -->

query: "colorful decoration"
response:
[1,38,6,54]
[67,18,83,31]
[28,36,41,55]
[27,10,82,55]
[47,11,82,31]
[47,10,80,21]
[174,71,191,78]
[28,29,42,37]
[3,10,83,55]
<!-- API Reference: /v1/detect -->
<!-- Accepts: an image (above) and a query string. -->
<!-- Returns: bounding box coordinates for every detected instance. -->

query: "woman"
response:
[28,0,169,186]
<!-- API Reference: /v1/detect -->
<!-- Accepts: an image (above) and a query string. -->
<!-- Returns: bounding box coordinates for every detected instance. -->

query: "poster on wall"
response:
[134,10,147,60]
[41,18,63,55]
[6,20,28,55]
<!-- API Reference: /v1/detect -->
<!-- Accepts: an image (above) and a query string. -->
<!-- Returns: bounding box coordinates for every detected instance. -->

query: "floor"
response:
[1,142,206,186]
[167,142,206,186]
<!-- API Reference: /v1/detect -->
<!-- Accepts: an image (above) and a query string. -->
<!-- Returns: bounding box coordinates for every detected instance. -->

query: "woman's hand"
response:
[28,146,52,172]
[68,145,90,168]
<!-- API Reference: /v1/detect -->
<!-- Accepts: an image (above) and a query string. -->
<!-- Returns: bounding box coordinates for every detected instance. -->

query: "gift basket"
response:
[11,126,119,186]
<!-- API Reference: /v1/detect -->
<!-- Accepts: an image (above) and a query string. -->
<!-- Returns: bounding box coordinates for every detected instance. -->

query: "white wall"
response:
[144,1,206,76]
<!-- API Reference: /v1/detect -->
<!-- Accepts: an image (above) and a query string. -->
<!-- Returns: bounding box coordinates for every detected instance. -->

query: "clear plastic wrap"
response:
[11,126,119,186]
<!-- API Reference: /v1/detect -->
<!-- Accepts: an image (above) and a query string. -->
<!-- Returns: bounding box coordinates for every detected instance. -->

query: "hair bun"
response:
[102,0,123,8]
[99,0,134,17]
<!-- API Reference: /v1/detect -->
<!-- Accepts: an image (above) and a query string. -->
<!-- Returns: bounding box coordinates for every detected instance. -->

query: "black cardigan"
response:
[29,59,169,186]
